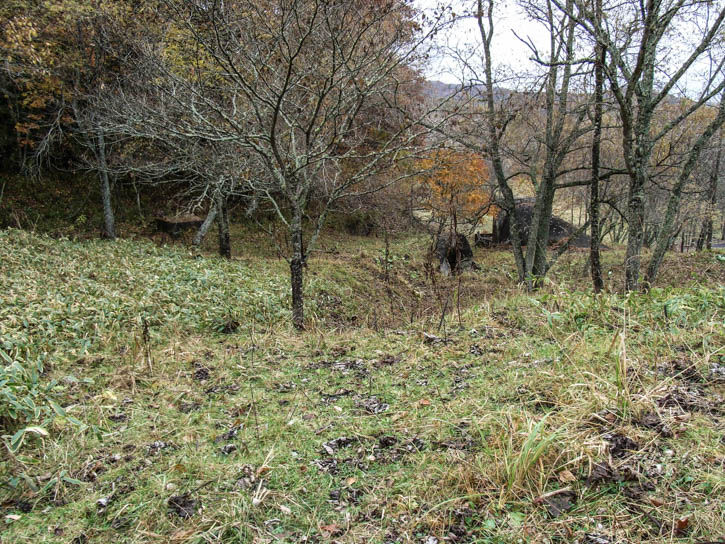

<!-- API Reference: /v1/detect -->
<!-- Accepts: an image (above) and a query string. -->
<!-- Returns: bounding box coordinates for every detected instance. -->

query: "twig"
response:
[249,323,260,442]
[533,486,572,504]
[188,479,215,495]
[437,295,450,334]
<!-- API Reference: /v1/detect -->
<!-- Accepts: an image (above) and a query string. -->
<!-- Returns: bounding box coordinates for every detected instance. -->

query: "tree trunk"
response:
[696,218,711,251]
[523,0,577,288]
[621,42,658,291]
[216,195,231,258]
[132,180,143,220]
[193,201,218,247]
[97,129,116,240]
[526,183,556,284]
[477,1,527,283]
[697,134,721,251]
[624,169,646,290]
[290,211,305,331]
[589,12,605,293]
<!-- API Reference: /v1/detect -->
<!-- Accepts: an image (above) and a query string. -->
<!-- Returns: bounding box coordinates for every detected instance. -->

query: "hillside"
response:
[1,229,724,543]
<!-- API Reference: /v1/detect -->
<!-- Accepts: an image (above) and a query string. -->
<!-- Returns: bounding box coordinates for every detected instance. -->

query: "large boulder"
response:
[493,200,590,248]
[155,214,204,238]
[434,233,476,275]
[474,233,494,247]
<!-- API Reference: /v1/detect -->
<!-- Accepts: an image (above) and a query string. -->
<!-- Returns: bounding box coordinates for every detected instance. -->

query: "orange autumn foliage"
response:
[417,150,494,219]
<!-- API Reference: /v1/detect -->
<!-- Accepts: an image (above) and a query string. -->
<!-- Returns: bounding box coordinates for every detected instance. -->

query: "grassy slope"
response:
[1,228,724,544]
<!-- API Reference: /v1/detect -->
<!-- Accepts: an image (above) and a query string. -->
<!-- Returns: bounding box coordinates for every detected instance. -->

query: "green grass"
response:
[1,228,724,543]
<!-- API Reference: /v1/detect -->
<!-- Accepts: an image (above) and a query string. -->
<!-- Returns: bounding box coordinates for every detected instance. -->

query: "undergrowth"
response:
[1,228,723,543]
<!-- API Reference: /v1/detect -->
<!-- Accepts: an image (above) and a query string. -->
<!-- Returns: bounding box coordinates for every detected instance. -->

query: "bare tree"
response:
[558,0,725,289]
[645,93,725,281]
[125,0,447,329]
[435,0,597,287]
[695,131,723,250]
[589,0,605,292]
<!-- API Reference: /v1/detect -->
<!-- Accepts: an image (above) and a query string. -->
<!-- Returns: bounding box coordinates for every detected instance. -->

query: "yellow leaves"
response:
[14,122,40,135]
[416,149,492,218]
[27,96,49,109]
[2,0,143,149]
[0,16,43,69]
[557,469,576,483]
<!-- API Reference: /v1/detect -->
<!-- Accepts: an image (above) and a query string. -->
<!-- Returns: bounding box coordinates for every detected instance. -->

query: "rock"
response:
[474,233,494,247]
[155,214,204,238]
[493,199,592,248]
[168,494,199,518]
[434,233,477,275]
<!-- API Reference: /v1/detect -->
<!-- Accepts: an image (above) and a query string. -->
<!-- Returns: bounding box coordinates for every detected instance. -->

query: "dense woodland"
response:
[1,1,724,543]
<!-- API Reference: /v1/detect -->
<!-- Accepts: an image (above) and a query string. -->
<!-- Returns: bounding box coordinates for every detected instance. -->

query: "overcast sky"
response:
[414,0,721,97]
[415,0,548,84]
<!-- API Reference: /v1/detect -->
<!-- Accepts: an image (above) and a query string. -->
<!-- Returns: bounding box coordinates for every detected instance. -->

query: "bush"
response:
[343,211,378,236]
[0,348,81,453]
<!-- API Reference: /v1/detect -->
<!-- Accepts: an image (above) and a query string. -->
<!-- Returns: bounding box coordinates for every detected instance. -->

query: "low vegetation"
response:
[2,229,723,543]
[3,0,725,541]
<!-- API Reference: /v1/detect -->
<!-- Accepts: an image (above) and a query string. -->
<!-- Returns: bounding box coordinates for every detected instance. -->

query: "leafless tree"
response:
[589,0,605,291]
[644,96,725,280]
[557,0,725,289]
[695,130,723,250]
[432,0,604,287]
[94,85,258,257]
[104,0,450,329]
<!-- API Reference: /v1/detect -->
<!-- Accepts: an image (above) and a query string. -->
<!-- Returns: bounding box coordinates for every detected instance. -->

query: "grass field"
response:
[1,227,724,543]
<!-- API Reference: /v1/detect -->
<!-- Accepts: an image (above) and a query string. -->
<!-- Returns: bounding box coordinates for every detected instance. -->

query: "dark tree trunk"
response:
[216,195,231,258]
[621,46,658,291]
[477,1,527,283]
[522,2,578,289]
[696,217,712,251]
[502,192,527,282]
[97,129,116,240]
[697,135,721,251]
[193,201,218,247]
[589,15,605,293]
[624,169,646,290]
[527,184,556,284]
[290,214,305,330]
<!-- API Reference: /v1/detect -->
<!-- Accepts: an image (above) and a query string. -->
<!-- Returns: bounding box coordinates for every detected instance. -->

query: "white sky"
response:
[415,0,722,97]
[415,0,548,84]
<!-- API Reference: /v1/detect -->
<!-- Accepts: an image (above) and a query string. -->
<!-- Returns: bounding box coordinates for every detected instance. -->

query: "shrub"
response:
[343,211,378,236]
[0,348,81,453]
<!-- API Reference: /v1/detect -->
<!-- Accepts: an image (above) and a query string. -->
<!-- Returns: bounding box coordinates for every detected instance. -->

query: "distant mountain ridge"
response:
[422,79,512,102]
